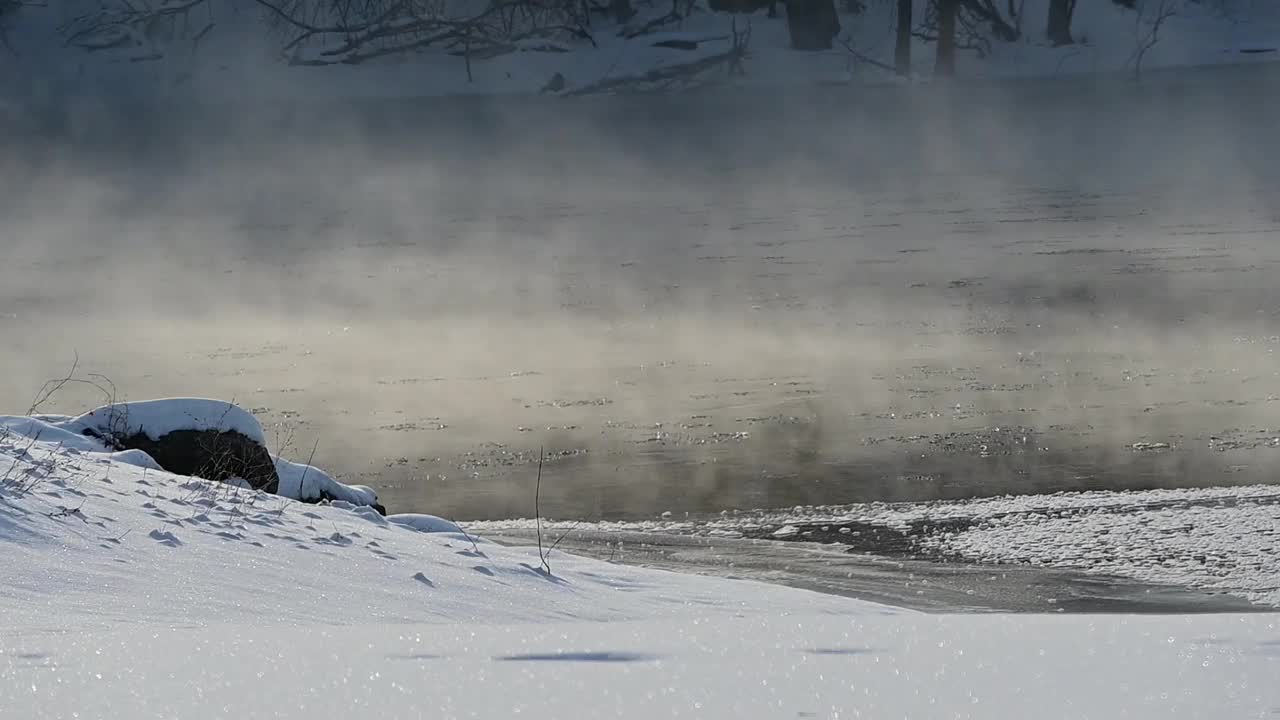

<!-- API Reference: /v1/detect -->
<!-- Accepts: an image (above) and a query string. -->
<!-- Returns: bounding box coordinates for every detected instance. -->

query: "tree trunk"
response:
[609,0,635,23]
[1046,0,1075,46]
[785,0,841,50]
[895,0,912,75]
[934,0,958,77]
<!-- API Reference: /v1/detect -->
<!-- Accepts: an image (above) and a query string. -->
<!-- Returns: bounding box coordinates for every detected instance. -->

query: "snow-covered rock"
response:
[274,455,385,515]
[6,400,383,511]
[57,400,281,492]
[0,415,113,454]
[68,398,267,445]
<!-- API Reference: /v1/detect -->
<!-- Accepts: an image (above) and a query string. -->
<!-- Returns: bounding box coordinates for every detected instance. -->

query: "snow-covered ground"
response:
[3,400,383,508]
[477,484,1280,608]
[0,412,889,629]
[3,410,1279,718]
[2,0,1278,105]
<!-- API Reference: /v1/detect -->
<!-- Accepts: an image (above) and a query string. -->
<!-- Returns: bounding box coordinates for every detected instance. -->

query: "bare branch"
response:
[1126,0,1177,82]
[568,20,749,95]
[28,351,80,415]
[252,0,593,66]
[535,445,549,575]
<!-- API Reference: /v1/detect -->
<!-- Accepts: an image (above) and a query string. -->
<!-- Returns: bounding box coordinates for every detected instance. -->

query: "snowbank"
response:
[386,512,467,535]
[0,415,898,630]
[273,455,382,509]
[480,484,1280,608]
[6,399,385,510]
[0,415,115,454]
[2,428,1278,719]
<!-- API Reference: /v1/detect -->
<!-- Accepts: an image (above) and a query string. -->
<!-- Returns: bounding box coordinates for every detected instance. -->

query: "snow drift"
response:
[2,398,383,512]
[2,406,1279,719]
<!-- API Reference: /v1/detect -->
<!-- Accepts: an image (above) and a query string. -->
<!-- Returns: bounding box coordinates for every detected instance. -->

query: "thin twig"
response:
[535,445,550,574]
[548,518,586,554]
[297,437,320,499]
[454,519,483,554]
[836,35,901,76]
[27,351,79,415]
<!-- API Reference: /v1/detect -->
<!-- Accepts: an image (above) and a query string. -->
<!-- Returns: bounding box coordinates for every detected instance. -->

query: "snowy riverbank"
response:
[2,407,1278,718]
[477,483,1280,610]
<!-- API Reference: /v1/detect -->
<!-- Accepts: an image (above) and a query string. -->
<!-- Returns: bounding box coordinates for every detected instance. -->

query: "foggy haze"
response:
[3,65,1279,520]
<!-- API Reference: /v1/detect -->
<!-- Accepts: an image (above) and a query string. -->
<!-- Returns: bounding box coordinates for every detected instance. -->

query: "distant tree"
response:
[59,0,215,58]
[608,0,635,24]
[894,0,911,75]
[252,0,596,65]
[1010,0,1026,36]
[1126,0,1177,80]
[1046,0,1076,46]
[785,0,841,50]
[54,0,596,67]
[0,0,34,55]
[965,0,1017,41]
[916,0,1017,77]
[934,0,959,76]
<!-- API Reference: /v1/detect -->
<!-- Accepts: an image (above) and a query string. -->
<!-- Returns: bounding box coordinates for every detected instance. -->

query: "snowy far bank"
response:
[1,0,1278,106]
[2,410,1279,718]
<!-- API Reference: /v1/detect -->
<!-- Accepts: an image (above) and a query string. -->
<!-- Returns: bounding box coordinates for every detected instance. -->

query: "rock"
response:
[68,399,381,510]
[273,456,385,514]
[111,428,281,494]
[540,72,566,94]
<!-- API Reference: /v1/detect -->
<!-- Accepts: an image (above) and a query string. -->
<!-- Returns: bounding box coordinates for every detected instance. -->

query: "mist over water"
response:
[3,65,1280,520]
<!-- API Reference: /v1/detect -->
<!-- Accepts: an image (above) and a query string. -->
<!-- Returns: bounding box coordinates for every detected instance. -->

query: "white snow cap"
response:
[387,513,466,535]
[0,415,112,453]
[273,455,381,508]
[69,398,267,444]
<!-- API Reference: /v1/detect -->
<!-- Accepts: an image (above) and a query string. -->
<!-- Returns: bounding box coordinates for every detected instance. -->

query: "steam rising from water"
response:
[3,71,1279,518]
